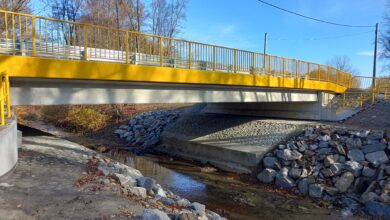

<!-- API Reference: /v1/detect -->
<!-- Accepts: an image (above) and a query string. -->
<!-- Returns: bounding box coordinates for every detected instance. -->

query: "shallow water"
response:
[105,149,358,220]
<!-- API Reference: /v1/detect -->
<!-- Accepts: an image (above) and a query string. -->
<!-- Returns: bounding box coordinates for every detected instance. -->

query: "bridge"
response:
[1,9,389,177]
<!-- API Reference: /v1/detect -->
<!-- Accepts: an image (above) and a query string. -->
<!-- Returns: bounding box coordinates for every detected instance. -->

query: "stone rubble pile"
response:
[257,126,390,218]
[96,156,226,220]
[114,110,179,148]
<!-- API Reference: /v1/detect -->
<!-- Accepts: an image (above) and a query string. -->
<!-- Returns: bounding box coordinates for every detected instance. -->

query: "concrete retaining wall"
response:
[0,117,18,177]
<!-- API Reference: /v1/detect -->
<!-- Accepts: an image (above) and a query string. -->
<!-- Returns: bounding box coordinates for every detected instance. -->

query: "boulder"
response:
[365,151,389,165]
[298,179,309,194]
[257,168,276,183]
[309,184,324,198]
[275,173,296,189]
[345,161,363,177]
[362,167,377,178]
[276,149,302,161]
[345,138,362,149]
[137,177,156,191]
[365,201,390,219]
[191,202,206,216]
[127,186,147,199]
[362,143,386,154]
[263,157,280,169]
[335,172,354,193]
[143,209,171,220]
[347,149,365,162]
[112,173,136,187]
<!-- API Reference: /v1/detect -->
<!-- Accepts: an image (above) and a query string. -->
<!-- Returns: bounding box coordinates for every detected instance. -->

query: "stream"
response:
[19,123,359,220]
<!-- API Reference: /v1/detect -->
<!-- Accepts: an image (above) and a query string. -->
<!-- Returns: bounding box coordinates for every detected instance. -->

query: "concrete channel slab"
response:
[160,111,315,174]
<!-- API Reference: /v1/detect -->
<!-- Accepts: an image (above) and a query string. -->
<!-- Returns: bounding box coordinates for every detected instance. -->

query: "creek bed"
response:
[105,149,358,220]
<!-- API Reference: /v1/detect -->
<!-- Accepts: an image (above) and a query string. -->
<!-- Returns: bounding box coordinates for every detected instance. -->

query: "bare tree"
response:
[149,0,187,38]
[381,1,390,69]
[0,0,30,12]
[327,55,358,74]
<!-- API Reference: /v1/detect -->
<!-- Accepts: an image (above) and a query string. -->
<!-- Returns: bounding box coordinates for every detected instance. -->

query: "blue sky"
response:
[181,0,388,76]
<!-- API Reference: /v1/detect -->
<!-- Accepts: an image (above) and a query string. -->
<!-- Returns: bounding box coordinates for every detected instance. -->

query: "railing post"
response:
[32,16,37,56]
[342,92,346,109]
[5,73,11,119]
[125,32,129,64]
[360,93,363,109]
[159,36,163,67]
[295,60,299,81]
[251,52,255,74]
[234,49,237,73]
[317,64,321,81]
[4,13,8,49]
[269,55,272,75]
[188,42,192,69]
[282,58,286,86]
[327,66,331,82]
[83,25,88,60]
[0,77,4,126]
[213,46,216,71]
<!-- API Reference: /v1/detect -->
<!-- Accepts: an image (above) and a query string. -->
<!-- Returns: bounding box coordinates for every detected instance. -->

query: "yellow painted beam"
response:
[0,55,347,93]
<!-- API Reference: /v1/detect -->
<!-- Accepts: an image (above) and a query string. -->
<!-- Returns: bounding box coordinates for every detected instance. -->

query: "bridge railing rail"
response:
[0,9,353,88]
[0,71,11,126]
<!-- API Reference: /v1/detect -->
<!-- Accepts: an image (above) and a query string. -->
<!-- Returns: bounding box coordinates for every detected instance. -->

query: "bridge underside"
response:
[11,78,318,105]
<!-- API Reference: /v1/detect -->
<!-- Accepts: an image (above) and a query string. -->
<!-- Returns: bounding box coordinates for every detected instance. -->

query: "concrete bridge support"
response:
[0,117,18,178]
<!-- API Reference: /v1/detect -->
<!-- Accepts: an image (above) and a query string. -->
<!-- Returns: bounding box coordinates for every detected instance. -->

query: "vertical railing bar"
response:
[32,16,36,56]
[5,13,8,49]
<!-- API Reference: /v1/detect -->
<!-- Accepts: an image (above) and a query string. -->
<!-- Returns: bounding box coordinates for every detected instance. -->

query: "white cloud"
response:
[220,24,235,34]
[357,51,374,57]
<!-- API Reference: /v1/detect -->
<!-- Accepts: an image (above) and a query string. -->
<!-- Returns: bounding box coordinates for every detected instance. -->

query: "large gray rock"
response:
[367,131,384,140]
[347,149,365,162]
[362,143,387,154]
[288,168,302,179]
[112,173,136,187]
[276,149,302,161]
[127,186,147,199]
[257,168,276,183]
[309,184,324,198]
[143,209,171,220]
[263,157,280,169]
[366,151,389,165]
[191,202,206,216]
[365,201,390,219]
[137,177,156,191]
[275,173,296,189]
[345,138,362,149]
[362,167,377,178]
[335,172,354,193]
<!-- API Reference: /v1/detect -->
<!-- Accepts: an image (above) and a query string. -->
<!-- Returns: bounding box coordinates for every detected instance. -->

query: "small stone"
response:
[304,150,315,157]
[367,131,384,140]
[191,202,206,216]
[275,173,296,189]
[362,167,377,178]
[143,209,170,220]
[333,142,347,155]
[137,177,156,191]
[318,141,329,148]
[317,147,331,156]
[362,143,387,154]
[324,154,339,167]
[276,149,302,161]
[160,197,175,206]
[330,163,344,176]
[176,212,198,220]
[347,149,365,162]
[309,184,324,198]
[335,172,354,193]
[177,198,191,208]
[127,186,147,199]
[112,173,136,187]
[345,161,363,177]
[345,138,362,149]
[257,168,276,183]
[321,168,334,178]
[324,186,339,196]
[366,151,389,165]
[298,179,309,194]
[288,168,302,179]
[263,157,280,169]
[309,144,318,150]
[385,166,390,175]
[318,135,331,142]
[361,192,380,203]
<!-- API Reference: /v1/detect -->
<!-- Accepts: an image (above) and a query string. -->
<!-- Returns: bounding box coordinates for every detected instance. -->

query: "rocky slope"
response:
[257,125,390,218]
